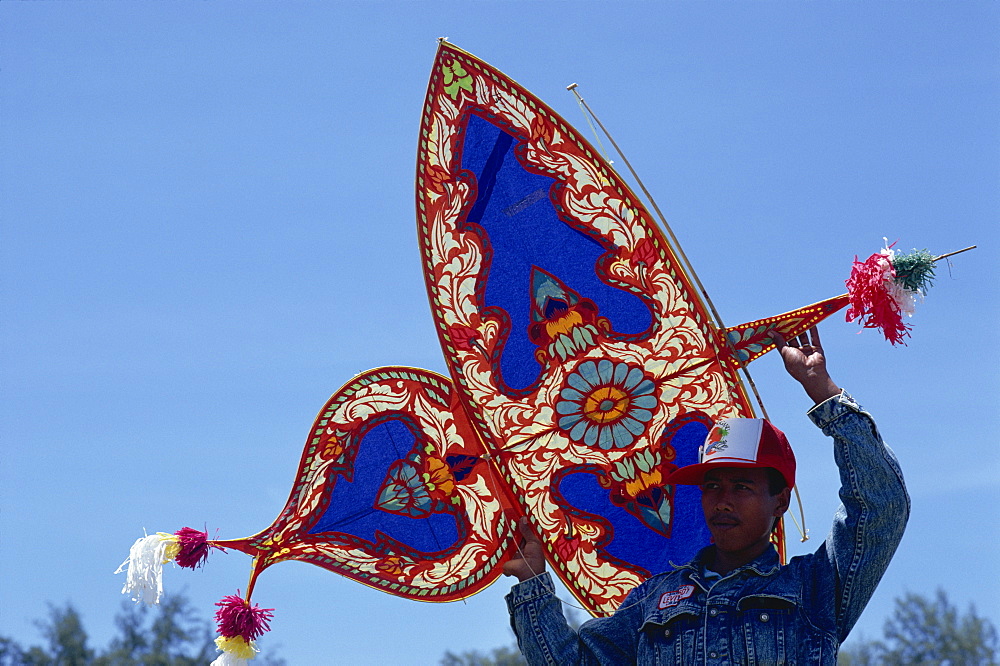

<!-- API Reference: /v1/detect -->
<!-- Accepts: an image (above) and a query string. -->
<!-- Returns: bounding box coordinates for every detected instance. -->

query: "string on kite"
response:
[790,485,809,543]
[937,246,975,278]
[565,84,770,423]
[568,83,614,165]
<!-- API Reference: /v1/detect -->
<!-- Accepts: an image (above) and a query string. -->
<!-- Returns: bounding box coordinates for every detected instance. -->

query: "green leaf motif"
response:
[442,62,474,100]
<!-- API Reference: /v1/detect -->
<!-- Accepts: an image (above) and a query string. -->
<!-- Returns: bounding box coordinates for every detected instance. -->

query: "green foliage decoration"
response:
[891,249,936,294]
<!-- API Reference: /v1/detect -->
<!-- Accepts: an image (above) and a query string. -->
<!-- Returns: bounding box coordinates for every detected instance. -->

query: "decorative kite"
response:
[117,41,970,663]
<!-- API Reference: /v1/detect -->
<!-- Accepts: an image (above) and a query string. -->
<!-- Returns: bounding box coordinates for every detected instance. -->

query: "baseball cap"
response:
[665,418,796,489]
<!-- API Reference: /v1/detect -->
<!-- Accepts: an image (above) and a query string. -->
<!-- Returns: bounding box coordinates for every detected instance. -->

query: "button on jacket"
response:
[506,392,909,665]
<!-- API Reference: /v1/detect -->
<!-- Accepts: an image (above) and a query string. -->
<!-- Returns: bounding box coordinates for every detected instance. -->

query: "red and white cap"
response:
[665,418,796,488]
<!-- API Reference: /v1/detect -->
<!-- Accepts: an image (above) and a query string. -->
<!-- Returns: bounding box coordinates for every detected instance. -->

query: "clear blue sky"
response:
[3,3,997,664]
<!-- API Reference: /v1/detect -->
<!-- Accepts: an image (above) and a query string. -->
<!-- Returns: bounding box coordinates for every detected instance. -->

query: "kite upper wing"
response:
[411,41,849,613]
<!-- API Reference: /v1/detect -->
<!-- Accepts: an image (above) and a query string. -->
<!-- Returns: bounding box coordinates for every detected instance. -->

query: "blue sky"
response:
[2,2,997,664]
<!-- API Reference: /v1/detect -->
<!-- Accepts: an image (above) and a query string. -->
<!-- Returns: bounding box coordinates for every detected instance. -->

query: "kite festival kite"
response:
[115,40,969,664]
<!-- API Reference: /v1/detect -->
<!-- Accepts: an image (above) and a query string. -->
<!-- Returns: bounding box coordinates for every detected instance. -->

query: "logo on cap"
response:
[700,418,765,465]
[703,422,731,456]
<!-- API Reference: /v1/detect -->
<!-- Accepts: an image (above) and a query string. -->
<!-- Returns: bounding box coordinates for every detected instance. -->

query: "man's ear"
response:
[773,487,792,517]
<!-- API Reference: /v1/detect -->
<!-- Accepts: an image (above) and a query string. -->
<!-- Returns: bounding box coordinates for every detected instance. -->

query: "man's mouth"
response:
[710,516,739,528]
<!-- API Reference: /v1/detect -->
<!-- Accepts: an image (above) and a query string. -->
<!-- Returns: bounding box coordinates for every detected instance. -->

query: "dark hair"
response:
[766,468,790,534]
[765,468,788,496]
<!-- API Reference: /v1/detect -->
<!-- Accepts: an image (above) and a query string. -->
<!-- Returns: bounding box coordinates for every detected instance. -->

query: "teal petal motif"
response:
[555,360,660,450]
[376,461,433,518]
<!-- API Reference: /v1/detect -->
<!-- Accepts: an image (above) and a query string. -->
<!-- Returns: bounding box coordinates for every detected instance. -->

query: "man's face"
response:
[700,467,790,558]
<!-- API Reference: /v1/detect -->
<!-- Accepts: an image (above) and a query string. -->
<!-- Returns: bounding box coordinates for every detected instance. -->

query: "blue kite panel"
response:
[459,113,652,391]
[310,420,458,553]
[556,417,711,575]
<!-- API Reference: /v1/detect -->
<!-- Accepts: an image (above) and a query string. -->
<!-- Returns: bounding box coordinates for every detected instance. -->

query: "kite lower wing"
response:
[215,367,519,602]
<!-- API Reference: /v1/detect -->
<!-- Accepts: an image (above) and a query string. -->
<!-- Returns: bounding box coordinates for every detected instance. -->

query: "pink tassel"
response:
[845,250,910,345]
[215,593,274,642]
[173,527,213,569]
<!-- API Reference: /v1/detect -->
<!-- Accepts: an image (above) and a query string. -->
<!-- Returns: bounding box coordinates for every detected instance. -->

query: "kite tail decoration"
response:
[115,527,220,605]
[845,242,937,345]
[211,594,274,665]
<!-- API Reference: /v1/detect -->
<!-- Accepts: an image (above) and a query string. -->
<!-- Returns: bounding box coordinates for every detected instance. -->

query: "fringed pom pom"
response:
[211,594,274,664]
[173,527,212,569]
[890,248,936,295]
[845,243,936,345]
[215,594,274,642]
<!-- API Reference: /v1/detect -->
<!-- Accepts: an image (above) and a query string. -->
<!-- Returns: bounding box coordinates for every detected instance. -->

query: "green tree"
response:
[840,589,998,666]
[0,637,28,666]
[4,604,95,666]
[439,645,526,666]
[95,594,216,665]
[0,594,284,666]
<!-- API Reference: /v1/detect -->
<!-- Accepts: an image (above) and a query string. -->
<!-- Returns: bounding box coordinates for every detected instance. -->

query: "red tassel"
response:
[845,251,910,345]
[214,593,274,642]
[173,527,213,569]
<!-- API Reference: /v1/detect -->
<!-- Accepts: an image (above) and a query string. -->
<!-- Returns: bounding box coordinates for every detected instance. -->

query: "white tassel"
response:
[210,653,250,666]
[114,532,175,605]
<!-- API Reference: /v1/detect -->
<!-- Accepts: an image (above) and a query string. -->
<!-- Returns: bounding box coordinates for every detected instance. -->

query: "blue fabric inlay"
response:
[466,131,513,226]
[459,114,652,392]
[309,420,458,553]
[555,419,710,575]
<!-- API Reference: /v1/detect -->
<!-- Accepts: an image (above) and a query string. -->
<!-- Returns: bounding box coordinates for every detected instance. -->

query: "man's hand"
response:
[772,327,841,405]
[502,517,547,583]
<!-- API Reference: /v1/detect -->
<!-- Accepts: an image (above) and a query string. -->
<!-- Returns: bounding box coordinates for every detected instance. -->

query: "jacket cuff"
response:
[806,389,862,429]
[505,571,556,612]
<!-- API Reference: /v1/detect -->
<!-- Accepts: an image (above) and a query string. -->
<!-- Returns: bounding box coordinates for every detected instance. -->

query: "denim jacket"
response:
[506,392,909,665]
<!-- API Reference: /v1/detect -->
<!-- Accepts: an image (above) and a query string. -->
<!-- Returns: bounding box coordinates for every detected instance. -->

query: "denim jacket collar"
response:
[675,543,782,584]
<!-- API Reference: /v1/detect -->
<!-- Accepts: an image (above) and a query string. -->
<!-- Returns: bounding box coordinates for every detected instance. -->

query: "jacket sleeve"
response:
[807,390,910,642]
[505,572,646,665]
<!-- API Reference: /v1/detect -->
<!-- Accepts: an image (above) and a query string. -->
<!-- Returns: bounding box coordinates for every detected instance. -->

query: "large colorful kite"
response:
[118,41,954,663]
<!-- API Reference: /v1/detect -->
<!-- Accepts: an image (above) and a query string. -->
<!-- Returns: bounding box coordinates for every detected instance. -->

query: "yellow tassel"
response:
[215,635,258,660]
[158,532,181,564]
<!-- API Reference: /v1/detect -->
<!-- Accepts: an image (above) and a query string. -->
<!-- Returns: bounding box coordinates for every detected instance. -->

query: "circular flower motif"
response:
[556,359,657,449]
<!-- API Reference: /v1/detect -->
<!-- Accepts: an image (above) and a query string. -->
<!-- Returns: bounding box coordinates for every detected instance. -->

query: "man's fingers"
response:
[770,329,787,349]
[772,327,825,352]
[518,517,540,545]
[808,326,823,348]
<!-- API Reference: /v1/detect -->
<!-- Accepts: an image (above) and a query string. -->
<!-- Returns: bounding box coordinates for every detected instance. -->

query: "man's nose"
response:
[715,488,733,511]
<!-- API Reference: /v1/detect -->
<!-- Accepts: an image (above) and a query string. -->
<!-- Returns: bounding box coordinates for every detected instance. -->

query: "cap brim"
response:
[665,461,773,486]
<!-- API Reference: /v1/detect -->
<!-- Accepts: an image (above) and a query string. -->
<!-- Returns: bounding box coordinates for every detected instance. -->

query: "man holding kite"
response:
[504,326,909,664]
